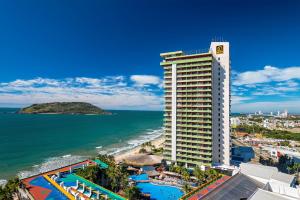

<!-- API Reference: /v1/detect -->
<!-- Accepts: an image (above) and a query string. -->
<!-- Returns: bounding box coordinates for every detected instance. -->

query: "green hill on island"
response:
[18,102,110,115]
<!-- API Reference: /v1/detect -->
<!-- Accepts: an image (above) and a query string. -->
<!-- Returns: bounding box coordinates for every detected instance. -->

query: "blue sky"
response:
[0,0,300,112]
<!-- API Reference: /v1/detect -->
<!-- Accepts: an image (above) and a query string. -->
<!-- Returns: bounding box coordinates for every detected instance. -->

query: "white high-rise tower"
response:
[161,42,231,167]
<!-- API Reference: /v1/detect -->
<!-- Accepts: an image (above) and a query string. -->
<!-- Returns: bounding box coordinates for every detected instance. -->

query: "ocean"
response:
[0,108,163,181]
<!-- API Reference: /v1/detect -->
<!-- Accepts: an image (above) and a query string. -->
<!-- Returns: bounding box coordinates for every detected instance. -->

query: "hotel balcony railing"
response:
[176,124,212,129]
[176,128,212,134]
[176,62,212,68]
[176,148,212,156]
[177,83,212,88]
[176,99,211,102]
[177,68,212,73]
[164,118,212,123]
[165,126,212,131]
[176,94,212,98]
[176,105,212,108]
[176,77,211,84]
[176,153,212,161]
[176,79,211,83]
[176,89,212,93]
[176,139,212,145]
[176,119,212,124]
[176,114,212,118]
[163,61,212,69]
[176,133,211,139]
[177,108,211,113]
[177,72,212,76]
[160,57,213,66]
[176,142,212,150]
[176,158,211,166]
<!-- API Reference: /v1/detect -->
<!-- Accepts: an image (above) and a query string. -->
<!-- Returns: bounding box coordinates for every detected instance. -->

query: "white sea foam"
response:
[18,155,87,179]
[17,127,163,179]
[103,127,164,156]
[0,179,7,187]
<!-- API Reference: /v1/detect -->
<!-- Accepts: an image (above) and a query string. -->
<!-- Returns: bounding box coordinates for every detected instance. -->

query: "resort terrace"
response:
[21,159,124,200]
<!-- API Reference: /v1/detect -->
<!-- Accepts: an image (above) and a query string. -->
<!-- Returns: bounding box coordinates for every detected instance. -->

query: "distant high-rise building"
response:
[282,109,288,118]
[160,42,230,167]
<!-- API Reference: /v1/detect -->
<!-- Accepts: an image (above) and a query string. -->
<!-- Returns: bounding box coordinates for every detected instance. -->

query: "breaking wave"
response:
[17,127,163,179]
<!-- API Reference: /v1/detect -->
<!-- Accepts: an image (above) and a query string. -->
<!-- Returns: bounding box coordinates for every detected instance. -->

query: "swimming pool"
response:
[137,182,184,200]
[130,173,149,181]
[130,174,184,200]
[30,176,69,200]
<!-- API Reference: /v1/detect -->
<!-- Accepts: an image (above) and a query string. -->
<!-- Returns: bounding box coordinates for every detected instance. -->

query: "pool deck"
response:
[43,174,75,200]
[22,160,98,200]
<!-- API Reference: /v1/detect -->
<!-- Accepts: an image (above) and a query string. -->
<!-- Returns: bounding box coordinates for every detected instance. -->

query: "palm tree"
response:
[0,177,20,200]
[0,187,13,200]
[119,173,129,190]
[125,186,141,200]
[182,183,192,194]
[106,165,119,192]
[182,170,190,182]
[193,166,204,184]
[292,163,300,181]
[169,163,175,172]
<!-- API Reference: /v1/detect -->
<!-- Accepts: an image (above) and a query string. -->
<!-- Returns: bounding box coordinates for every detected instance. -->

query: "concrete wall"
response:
[210,42,231,166]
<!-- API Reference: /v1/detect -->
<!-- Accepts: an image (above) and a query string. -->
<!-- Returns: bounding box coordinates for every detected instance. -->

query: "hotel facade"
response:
[160,42,230,168]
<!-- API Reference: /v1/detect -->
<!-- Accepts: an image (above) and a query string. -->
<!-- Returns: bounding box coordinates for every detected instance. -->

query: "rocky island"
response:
[18,102,111,115]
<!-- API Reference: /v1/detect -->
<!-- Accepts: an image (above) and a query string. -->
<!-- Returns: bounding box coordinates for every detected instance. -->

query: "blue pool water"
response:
[130,173,149,181]
[137,182,184,200]
[130,174,184,200]
[30,176,68,200]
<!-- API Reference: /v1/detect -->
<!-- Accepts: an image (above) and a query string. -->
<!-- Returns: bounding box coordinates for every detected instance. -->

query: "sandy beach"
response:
[115,135,165,163]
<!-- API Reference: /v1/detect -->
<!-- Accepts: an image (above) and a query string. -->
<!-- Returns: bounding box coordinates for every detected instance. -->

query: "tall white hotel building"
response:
[160,42,230,168]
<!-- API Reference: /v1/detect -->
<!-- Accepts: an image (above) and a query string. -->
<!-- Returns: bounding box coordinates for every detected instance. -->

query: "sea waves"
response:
[17,127,163,180]
[96,127,163,155]
[18,155,88,179]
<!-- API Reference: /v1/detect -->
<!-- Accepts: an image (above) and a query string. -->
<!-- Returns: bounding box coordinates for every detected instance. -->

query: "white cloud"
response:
[233,66,300,86]
[231,96,252,104]
[232,100,300,113]
[130,75,162,87]
[0,77,163,110]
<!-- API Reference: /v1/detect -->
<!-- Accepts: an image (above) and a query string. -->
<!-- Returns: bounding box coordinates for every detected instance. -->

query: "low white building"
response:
[230,117,241,127]
[240,163,299,199]
[240,163,296,187]
[249,188,298,200]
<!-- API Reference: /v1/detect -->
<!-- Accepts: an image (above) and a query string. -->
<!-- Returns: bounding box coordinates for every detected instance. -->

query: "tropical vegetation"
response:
[76,154,129,194]
[168,164,219,186]
[0,177,20,200]
[19,102,111,115]
[235,124,300,141]
[124,186,142,200]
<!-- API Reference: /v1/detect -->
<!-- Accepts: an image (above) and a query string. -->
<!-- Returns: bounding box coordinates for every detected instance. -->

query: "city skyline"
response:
[0,0,300,112]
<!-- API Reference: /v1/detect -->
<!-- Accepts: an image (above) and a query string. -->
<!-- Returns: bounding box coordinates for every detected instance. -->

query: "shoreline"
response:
[0,128,164,182]
[114,135,164,163]
[2,129,164,181]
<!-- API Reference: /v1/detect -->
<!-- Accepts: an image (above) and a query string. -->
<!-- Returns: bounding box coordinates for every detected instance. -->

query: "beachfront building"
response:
[160,42,231,168]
